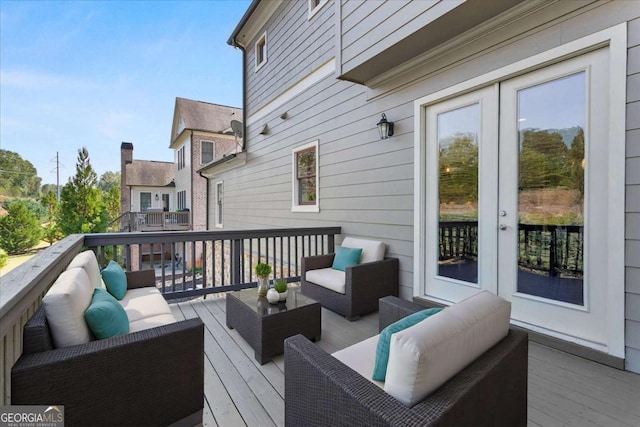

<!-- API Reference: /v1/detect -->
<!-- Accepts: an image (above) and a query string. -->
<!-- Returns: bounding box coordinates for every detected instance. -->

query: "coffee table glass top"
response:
[230,287,318,317]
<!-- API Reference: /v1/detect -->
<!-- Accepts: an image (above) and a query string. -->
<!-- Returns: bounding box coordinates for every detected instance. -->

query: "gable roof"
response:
[125,160,174,187]
[170,97,242,147]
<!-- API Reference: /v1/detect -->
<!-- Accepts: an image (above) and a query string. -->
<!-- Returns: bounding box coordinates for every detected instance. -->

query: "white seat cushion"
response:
[384,291,511,407]
[66,249,106,290]
[129,314,177,333]
[119,287,176,331]
[341,237,385,264]
[43,268,94,348]
[305,268,346,294]
[332,335,384,389]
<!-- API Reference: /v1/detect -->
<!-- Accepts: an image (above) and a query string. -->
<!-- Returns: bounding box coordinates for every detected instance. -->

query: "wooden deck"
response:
[170,291,640,427]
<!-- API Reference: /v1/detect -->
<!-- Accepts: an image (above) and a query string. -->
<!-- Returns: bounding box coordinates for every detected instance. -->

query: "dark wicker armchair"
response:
[301,239,399,321]
[284,296,528,427]
[11,270,205,427]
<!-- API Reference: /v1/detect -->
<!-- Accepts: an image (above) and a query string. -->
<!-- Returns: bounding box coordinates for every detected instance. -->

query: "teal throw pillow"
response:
[372,308,443,381]
[101,260,127,300]
[84,288,130,339]
[331,246,362,272]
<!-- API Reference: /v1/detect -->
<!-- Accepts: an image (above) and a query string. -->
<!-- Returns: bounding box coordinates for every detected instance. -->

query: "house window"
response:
[292,140,319,212]
[177,146,185,170]
[177,190,186,210]
[215,181,223,228]
[308,0,328,19]
[255,32,267,71]
[140,192,151,211]
[201,141,214,164]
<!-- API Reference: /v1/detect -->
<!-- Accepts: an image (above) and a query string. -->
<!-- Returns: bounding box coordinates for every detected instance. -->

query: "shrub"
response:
[0,200,43,254]
[0,248,7,269]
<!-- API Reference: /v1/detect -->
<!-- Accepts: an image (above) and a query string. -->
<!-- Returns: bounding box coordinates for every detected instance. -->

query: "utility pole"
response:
[56,152,60,202]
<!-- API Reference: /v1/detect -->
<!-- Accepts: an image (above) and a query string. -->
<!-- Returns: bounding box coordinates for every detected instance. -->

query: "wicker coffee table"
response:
[226,287,321,364]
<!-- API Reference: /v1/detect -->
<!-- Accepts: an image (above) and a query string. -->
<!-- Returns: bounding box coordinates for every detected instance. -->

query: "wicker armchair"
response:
[301,247,399,321]
[11,270,205,427]
[284,296,528,427]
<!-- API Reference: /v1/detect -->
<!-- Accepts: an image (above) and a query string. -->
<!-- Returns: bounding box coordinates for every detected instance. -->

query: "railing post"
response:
[231,239,242,285]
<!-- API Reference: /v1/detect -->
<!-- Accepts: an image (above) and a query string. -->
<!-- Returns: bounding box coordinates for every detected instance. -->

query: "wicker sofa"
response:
[301,237,399,320]
[11,251,204,427]
[284,295,528,426]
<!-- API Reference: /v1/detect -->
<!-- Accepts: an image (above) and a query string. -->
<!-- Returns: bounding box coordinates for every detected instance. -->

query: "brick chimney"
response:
[120,142,133,215]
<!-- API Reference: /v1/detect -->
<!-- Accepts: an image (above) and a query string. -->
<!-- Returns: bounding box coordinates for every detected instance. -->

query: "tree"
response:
[439,133,479,204]
[0,150,42,197]
[58,147,108,235]
[41,190,62,245]
[568,127,585,200]
[98,171,121,192]
[519,129,568,190]
[41,183,60,198]
[0,200,43,254]
[104,185,121,228]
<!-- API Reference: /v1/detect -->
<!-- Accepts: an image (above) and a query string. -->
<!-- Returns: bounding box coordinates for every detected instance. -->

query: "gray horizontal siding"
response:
[245,0,335,116]
[626,16,640,372]
[223,1,640,364]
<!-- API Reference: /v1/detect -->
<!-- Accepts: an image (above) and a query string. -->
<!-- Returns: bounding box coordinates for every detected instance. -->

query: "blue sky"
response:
[0,0,251,185]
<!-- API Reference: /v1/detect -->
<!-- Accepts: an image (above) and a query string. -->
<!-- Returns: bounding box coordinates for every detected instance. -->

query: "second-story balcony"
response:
[112,210,191,232]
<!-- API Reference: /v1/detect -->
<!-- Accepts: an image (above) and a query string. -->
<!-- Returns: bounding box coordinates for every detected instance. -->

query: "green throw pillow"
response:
[331,246,362,272]
[101,260,127,300]
[372,308,443,381]
[84,288,130,339]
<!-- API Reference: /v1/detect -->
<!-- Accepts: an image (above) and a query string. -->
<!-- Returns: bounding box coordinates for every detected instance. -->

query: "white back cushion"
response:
[384,291,511,407]
[43,268,94,348]
[66,249,105,290]
[341,237,385,264]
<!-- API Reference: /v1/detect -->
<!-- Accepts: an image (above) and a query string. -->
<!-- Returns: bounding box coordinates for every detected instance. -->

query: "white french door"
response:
[424,48,614,349]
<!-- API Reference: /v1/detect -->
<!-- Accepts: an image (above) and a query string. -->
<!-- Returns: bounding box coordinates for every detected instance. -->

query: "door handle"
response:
[499,224,508,231]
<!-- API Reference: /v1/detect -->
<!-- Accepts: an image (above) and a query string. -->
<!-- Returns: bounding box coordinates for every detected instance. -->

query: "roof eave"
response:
[228,0,262,47]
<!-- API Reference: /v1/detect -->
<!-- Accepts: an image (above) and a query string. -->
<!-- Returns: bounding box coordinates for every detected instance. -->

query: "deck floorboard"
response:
[175,291,640,427]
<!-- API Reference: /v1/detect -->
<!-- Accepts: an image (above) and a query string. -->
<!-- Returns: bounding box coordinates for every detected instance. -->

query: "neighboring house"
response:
[170,97,243,230]
[120,142,175,214]
[216,0,640,373]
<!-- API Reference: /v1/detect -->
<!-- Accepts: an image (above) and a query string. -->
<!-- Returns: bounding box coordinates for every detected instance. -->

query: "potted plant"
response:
[274,279,288,301]
[255,262,272,297]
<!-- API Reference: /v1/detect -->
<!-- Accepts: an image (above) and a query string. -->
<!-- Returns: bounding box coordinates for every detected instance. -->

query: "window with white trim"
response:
[255,32,267,71]
[308,0,328,19]
[215,181,223,228]
[292,140,319,212]
[201,141,214,164]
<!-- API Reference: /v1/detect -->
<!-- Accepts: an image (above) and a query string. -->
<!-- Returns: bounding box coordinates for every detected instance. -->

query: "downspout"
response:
[198,170,210,230]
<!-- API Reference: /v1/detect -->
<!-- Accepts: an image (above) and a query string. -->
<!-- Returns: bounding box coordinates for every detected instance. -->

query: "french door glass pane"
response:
[516,72,585,305]
[437,103,479,283]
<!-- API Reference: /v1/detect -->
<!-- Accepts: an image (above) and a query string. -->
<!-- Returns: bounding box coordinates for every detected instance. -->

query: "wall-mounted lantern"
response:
[377,113,394,139]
